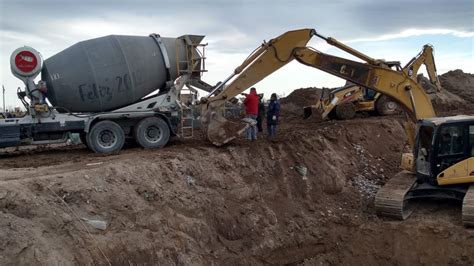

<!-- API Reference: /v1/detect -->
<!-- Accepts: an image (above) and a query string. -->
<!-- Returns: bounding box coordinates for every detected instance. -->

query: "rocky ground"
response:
[0,70,473,265]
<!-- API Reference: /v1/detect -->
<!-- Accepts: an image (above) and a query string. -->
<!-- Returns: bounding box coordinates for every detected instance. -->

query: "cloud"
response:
[0,0,473,108]
[347,28,474,43]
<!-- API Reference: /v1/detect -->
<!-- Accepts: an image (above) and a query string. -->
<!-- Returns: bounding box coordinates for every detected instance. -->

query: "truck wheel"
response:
[133,117,170,149]
[87,120,125,153]
[335,103,356,120]
[376,95,399,116]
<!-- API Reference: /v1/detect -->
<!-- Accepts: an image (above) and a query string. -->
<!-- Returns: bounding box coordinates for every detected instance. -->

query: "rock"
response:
[186,175,196,186]
[81,218,107,231]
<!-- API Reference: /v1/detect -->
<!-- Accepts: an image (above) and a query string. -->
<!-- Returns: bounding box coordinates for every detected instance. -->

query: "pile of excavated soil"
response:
[279,87,327,121]
[1,116,473,265]
[435,70,474,116]
[280,87,321,107]
[418,70,473,116]
[440,69,474,103]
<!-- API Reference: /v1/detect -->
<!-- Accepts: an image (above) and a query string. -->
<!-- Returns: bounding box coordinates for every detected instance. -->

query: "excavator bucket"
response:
[303,94,330,122]
[303,88,332,121]
[303,105,323,121]
[303,106,313,119]
[303,105,324,122]
[200,99,253,146]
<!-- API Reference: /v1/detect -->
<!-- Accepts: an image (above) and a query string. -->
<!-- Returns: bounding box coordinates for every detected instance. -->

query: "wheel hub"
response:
[386,101,397,111]
[98,130,117,148]
[146,126,162,143]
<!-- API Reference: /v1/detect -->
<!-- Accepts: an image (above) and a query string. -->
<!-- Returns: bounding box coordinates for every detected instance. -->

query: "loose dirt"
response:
[0,71,473,265]
[419,70,474,116]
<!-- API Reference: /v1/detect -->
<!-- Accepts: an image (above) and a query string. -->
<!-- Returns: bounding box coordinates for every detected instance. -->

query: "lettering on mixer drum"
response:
[78,73,131,102]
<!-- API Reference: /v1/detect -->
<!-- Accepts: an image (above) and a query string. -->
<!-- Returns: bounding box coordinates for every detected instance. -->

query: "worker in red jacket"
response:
[242,87,259,141]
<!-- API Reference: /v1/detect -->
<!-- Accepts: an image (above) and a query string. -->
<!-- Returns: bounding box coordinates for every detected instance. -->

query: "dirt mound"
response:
[1,116,473,265]
[440,69,474,103]
[280,87,321,107]
[279,87,323,119]
[418,70,473,116]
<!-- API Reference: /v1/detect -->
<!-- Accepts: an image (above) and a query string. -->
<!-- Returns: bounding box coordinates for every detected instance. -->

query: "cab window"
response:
[416,125,434,176]
[434,124,466,174]
[437,125,464,156]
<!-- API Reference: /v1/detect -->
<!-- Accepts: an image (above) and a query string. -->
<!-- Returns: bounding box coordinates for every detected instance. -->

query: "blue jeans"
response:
[246,114,257,140]
[267,124,278,137]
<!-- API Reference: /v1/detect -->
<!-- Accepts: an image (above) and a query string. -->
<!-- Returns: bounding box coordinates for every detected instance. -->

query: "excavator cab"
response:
[416,117,474,186]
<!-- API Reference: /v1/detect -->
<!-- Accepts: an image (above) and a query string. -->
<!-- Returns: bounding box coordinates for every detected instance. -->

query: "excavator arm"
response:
[293,47,436,120]
[403,44,442,90]
[293,45,439,148]
[201,28,440,146]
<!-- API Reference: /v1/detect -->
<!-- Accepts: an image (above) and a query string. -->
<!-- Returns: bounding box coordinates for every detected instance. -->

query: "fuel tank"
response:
[42,34,202,112]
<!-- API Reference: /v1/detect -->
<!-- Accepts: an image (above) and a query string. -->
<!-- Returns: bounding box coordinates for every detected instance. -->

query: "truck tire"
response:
[87,120,125,153]
[335,103,356,120]
[376,95,399,116]
[133,117,170,149]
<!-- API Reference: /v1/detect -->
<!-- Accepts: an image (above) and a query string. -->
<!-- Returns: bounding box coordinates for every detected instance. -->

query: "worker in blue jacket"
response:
[266,93,280,138]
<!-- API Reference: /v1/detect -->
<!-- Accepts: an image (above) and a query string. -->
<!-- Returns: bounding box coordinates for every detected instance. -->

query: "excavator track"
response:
[375,171,417,220]
[462,185,474,227]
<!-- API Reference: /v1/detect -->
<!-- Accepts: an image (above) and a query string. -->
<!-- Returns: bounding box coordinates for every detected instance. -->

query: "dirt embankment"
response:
[1,116,473,265]
[0,70,473,265]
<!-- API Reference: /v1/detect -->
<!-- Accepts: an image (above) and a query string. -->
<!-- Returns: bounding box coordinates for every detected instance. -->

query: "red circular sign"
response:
[15,50,38,73]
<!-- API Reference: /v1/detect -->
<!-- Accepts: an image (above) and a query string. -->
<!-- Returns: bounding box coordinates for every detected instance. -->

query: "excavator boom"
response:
[201,29,315,146]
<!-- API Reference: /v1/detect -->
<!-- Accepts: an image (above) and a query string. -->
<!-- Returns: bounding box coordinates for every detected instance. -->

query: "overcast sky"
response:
[0,0,473,109]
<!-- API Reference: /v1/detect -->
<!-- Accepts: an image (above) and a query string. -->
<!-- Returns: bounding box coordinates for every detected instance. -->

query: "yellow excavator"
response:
[306,84,399,120]
[199,28,474,226]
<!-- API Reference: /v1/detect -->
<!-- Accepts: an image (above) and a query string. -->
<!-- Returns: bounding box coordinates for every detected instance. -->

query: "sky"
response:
[0,0,473,109]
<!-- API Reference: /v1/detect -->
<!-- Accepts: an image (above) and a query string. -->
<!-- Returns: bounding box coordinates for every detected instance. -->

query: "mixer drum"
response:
[42,34,192,112]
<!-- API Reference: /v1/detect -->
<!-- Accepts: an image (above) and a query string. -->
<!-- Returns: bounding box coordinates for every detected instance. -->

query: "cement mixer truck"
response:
[1,33,210,153]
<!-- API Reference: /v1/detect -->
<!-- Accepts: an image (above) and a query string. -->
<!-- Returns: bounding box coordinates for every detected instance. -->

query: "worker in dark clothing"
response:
[266,93,280,138]
[256,94,265,132]
[242,87,259,141]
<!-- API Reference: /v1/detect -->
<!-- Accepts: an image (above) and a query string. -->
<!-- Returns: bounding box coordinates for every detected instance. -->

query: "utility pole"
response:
[2,85,5,113]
